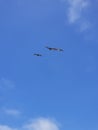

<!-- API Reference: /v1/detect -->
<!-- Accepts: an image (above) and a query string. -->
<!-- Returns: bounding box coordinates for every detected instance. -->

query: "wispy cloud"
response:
[65,0,91,31]
[79,21,91,32]
[23,118,59,130]
[3,108,21,117]
[67,0,89,23]
[0,117,60,130]
[0,78,15,90]
[0,125,16,130]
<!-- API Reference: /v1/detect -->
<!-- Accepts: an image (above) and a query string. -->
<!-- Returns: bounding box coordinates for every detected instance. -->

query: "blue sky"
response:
[0,0,98,130]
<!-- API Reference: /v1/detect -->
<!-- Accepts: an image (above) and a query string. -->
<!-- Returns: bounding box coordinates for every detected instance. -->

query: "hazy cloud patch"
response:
[62,0,92,31]
[0,125,16,130]
[67,0,89,23]
[3,108,21,117]
[0,78,15,90]
[23,118,59,130]
[0,117,60,130]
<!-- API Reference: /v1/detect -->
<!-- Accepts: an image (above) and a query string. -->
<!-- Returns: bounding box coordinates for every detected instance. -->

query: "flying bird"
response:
[45,46,64,51]
[33,53,42,56]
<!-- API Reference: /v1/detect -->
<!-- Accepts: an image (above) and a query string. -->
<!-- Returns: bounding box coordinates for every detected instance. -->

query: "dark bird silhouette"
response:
[33,53,42,56]
[45,46,64,51]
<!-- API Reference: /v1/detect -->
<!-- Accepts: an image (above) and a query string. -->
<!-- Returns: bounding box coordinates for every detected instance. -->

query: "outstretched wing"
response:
[52,48,58,51]
[58,48,64,51]
[33,54,42,56]
[45,46,53,50]
[45,46,64,51]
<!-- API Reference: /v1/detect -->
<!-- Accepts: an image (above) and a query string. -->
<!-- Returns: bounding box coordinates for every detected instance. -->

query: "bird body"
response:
[33,53,42,56]
[45,46,64,51]
[33,46,63,57]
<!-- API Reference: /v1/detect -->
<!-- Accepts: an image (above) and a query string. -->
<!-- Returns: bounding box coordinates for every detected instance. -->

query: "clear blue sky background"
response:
[0,0,98,130]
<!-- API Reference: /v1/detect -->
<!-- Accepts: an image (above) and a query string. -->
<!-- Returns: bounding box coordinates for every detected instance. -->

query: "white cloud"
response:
[65,0,91,31]
[0,118,60,130]
[4,108,21,117]
[23,118,59,130]
[67,0,89,23]
[0,125,16,130]
[0,78,15,89]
